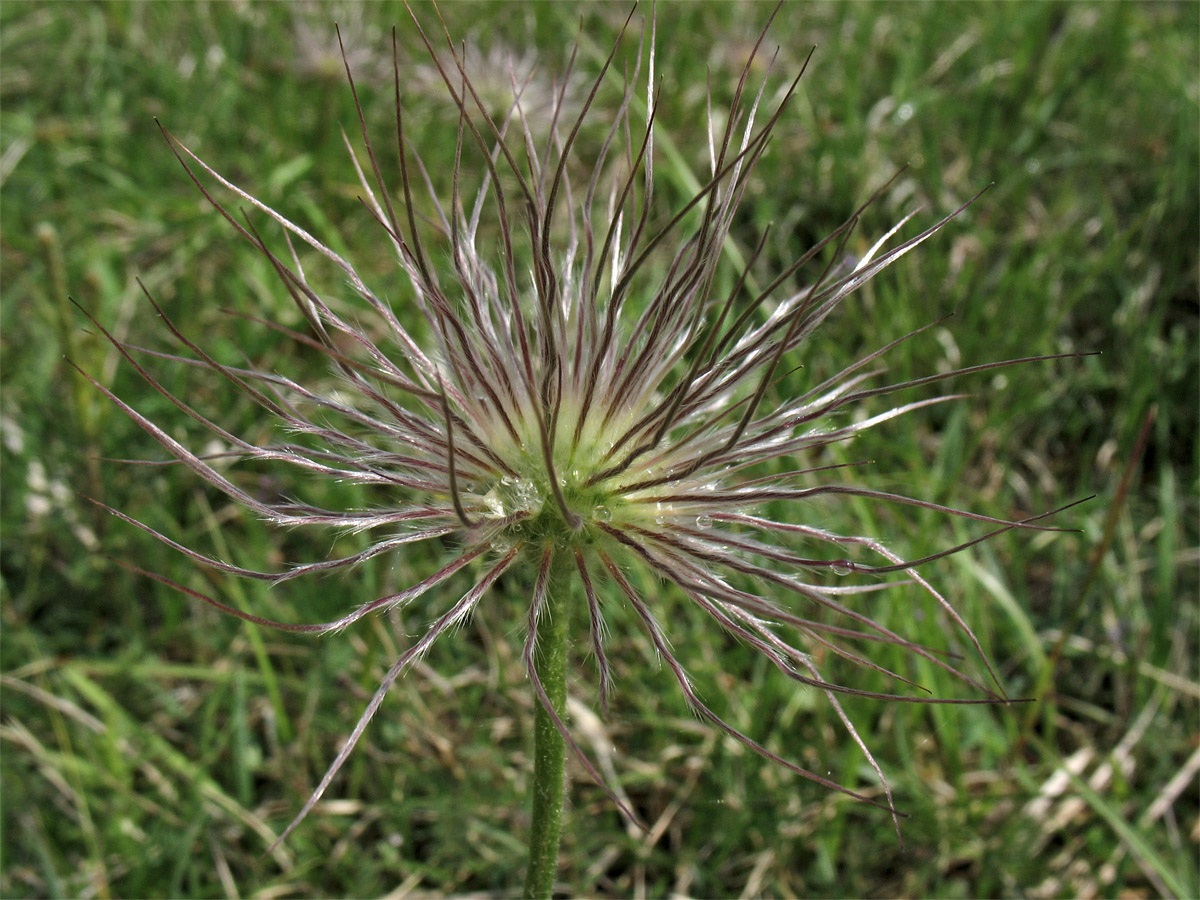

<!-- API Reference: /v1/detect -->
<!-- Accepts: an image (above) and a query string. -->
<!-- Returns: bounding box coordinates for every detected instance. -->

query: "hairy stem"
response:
[524,552,573,899]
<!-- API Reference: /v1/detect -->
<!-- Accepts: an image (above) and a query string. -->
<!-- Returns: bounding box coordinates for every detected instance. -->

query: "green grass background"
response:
[2,2,1196,897]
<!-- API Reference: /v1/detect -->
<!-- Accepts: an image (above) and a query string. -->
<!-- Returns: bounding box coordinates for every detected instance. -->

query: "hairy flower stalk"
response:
[79,5,1083,889]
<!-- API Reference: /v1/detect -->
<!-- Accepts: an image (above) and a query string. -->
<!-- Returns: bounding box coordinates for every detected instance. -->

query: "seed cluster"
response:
[81,6,1076,849]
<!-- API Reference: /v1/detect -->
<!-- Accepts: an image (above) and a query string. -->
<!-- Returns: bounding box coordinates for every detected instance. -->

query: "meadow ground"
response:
[2,3,1196,897]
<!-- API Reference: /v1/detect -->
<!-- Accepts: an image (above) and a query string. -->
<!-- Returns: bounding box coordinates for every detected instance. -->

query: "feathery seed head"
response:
[83,5,1081,850]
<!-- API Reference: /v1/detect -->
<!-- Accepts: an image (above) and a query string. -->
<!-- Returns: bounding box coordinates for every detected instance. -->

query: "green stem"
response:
[523,552,572,900]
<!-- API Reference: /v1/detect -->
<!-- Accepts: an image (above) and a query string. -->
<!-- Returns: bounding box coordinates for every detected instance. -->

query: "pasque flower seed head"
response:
[78,4,1082,852]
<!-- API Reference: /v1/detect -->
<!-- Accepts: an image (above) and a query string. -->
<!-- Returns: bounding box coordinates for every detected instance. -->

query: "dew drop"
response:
[483,487,505,517]
[592,505,612,522]
[695,514,713,529]
[831,560,853,576]
[512,478,540,510]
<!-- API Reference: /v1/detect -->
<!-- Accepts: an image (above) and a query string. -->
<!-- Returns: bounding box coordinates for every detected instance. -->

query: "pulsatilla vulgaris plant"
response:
[79,7,1081,893]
